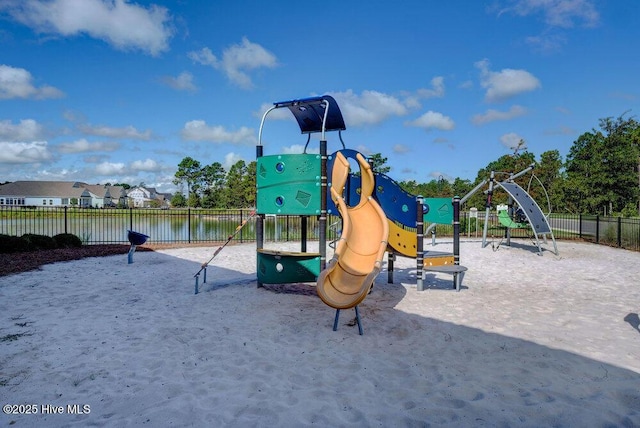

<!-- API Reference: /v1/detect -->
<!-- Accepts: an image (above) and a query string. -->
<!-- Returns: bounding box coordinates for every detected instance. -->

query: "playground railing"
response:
[1,206,638,252]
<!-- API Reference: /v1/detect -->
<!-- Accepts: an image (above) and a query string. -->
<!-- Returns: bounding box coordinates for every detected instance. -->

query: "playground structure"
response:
[327,149,466,291]
[255,96,344,288]
[255,95,470,333]
[476,164,558,255]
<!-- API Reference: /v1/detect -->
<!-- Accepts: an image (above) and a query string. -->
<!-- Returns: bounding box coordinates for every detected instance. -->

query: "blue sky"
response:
[1,0,638,193]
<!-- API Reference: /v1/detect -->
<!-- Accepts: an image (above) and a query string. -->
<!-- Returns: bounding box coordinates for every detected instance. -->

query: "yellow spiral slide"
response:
[316,152,389,334]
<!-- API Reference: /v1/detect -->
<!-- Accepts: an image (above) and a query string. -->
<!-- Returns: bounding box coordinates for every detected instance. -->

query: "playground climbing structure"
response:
[480,164,558,255]
[255,95,346,287]
[326,148,466,291]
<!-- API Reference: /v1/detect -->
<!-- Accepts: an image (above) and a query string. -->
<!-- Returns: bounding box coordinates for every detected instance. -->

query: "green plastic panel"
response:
[256,154,321,215]
[257,250,321,284]
[423,197,453,224]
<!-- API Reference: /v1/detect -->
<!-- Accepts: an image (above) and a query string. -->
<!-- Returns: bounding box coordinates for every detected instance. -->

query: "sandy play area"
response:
[1,238,639,427]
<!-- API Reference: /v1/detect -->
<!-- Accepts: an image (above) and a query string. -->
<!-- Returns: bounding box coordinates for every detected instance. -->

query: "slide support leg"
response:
[355,306,363,335]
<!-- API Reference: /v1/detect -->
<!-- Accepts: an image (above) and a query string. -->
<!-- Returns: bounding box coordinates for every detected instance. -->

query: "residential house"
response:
[127,186,171,208]
[82,184,127,208]
[0,181,130,208]
[0,181,92,207]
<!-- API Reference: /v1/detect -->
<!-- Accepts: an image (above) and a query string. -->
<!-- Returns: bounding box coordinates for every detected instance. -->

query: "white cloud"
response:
[1,0,173,55]
[498,0,599,28]
[281,144,307,154]
[188,47,217,66]
[393,144,411,154]
[0,119,45,141]
[95,161,126,175]
[78,123,152,140]
[402,77,445,109]
[254,102,293,121]
[475,59,541,103]
[0,65,64,99]
[131,158,161,172]
[188,37,277,89]
[472,105,528,124]
[161,71,196,92]
[181,120,256,145]
[525,34,567,53]
[57,138,120,153]
[417,76,445,99]
[500,132,527,150]
[406,111,455,131]
[332,90,409,127]
[0,141,52,163]
[223,152,243,170]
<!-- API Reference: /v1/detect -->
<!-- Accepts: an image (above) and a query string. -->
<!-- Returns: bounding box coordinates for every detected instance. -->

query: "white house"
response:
[0,181,128,208]
[126,186,170,208]
[82,184,127,208]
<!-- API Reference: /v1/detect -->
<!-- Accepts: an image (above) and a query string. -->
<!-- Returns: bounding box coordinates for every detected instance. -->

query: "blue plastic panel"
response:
[274,95,346,134]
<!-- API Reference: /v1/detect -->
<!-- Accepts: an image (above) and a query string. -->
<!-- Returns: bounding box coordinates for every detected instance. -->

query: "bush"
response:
[53,233,83,248]
[0,234,30,253]
[21,233,57,251]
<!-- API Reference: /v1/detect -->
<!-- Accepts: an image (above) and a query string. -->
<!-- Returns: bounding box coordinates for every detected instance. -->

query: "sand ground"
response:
[1,238,639,427]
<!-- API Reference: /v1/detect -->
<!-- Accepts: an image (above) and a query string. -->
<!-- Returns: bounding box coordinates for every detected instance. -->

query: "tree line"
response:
[171,157,256,208]
[172,114,640,216]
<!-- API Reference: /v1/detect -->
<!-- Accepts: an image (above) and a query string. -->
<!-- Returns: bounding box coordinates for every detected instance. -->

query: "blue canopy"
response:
[274,95,346,134]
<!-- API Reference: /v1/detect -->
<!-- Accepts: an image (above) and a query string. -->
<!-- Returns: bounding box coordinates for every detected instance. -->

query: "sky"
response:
[1,0,638,193]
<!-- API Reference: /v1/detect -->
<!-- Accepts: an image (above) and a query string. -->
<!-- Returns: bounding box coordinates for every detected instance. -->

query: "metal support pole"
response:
[482,171,495,248]
[301,216,307,252]
[453,196,461,266]
[256,144,264,288]
[187,208,191,244]
[416,195,424,291]
[319,139,327,270]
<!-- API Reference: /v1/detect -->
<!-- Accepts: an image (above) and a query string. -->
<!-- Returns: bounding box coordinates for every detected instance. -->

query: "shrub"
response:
[53,233,83,248]
[0,234,30,253]
[21,233,57,251]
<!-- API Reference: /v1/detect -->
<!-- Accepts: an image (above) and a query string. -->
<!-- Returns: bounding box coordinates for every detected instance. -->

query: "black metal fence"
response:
[1,206,639,252]
[0,207,341,245]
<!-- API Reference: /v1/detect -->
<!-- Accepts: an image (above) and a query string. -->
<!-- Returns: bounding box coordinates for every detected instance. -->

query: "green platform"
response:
[256,154,321,215]
[257,249,321,284]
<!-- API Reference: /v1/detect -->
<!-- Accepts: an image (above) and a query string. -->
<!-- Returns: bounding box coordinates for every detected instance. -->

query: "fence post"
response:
[240,209,244,243]
[579,214,582,239]
[64,206,68,234]
[617,216,622,247]
[129,208,133,231]
[595,215,600,244]
[188,208,191,244]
